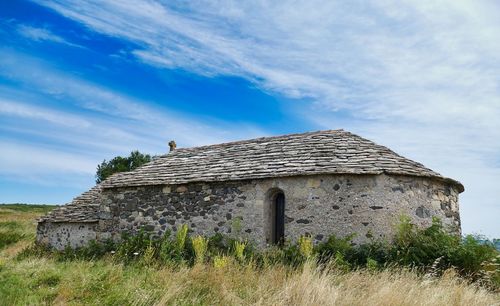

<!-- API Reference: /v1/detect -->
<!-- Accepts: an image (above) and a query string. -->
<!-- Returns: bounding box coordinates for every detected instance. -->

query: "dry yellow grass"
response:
[3,255,498,305]
[1,205,499,305]
[150,261,500,306]
[0,205,49,224]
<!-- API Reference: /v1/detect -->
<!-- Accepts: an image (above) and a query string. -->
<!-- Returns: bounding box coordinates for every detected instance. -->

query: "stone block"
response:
[162,186,171,194]
[176,186,188,193]
[307,178,321,188]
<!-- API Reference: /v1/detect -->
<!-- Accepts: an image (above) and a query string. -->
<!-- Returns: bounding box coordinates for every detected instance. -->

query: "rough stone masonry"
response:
[37,130,463,250]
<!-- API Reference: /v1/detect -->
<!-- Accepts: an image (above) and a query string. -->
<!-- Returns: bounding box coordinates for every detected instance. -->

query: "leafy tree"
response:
[95,150,152,183]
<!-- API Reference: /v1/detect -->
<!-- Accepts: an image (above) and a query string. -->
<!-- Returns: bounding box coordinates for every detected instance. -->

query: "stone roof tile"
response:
[38,185,101,223]
[101,130,464,191]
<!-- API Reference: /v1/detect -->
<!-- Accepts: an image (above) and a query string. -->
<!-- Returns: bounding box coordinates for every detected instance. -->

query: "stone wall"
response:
[98,181,256,242]
[36,222,98,250]
[97,174,460,247]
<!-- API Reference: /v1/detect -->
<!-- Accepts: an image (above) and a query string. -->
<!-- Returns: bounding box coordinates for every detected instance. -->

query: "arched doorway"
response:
[272,192,285,245]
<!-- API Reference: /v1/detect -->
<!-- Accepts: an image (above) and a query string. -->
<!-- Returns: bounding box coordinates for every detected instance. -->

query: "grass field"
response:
[0,204,498,305]
[0,204,56,251]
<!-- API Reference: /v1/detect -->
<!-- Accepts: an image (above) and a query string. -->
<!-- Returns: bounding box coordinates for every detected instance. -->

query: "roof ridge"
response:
[163,129,345,156]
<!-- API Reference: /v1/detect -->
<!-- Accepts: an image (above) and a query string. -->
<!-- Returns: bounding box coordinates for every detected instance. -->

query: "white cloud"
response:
[0,99,91,128]
[34,1,500,125]
[0,141,96,176]
[17,24,82,48]
[0,50,267,191]
[0,49,267,149]
[27,0,500,237]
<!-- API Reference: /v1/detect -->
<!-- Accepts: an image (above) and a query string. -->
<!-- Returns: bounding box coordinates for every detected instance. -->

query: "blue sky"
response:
[0,1,499,238]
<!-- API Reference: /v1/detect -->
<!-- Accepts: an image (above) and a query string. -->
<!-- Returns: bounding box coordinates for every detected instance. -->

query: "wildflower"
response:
[234,240,246,262]
[192,235,208,264]
[214,255,229,268]
[298,235,313,258]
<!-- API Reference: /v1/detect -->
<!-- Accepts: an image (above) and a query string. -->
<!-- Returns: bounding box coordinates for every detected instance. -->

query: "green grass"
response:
[0,221,20,230]
[0,220,27,251]
[0,204,498,305]
[0,227,25,250]
[0,204,56,251]
[0,203,57,213]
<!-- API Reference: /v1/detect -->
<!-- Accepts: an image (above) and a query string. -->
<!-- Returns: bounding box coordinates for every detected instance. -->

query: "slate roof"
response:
[102,130,464,191]
[38,185,101,223]
[38,130,463,224]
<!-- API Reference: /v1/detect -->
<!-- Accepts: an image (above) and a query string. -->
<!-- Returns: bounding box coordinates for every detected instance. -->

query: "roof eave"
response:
[102,171,465,193]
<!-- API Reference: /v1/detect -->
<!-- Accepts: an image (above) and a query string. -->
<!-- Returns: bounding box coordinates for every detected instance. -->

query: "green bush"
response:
[389,216,499,280]
[115,230,158,263]
[451,235,498,278]
[353,239,390,267]
[315,234,356,267]
[389,216,456,267]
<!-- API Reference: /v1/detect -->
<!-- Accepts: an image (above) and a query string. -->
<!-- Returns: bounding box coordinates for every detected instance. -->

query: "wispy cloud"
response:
[33,0,500,137]
[0,49,266,147]
[17,24,82,48]
[0,49,267,190]
[0,140,96,176]
[0,98,91,128]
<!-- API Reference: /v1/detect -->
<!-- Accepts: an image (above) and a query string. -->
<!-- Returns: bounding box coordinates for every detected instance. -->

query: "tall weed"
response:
[192,236,208,264]
[233,240,246,262]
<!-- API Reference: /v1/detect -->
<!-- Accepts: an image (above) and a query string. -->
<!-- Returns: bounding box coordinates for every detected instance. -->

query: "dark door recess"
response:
[274,193,285,245]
